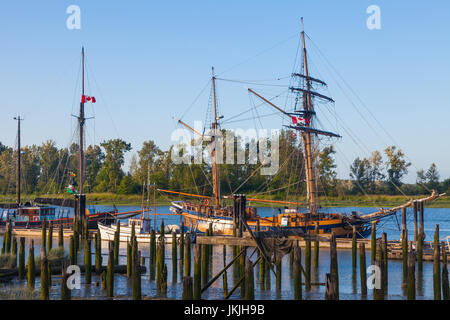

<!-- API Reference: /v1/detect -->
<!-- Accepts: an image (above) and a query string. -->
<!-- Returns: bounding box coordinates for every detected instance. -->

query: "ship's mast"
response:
[77,47,86,219]
[300,18,318,214]
[14,116,23,206]
[211,67,220,206]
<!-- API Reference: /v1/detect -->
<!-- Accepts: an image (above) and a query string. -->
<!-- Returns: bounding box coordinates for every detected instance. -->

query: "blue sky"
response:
[1,0,449,183]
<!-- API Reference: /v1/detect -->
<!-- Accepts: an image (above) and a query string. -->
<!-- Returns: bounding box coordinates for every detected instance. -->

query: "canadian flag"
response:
[291,116,309,125]
[81,95,96,103]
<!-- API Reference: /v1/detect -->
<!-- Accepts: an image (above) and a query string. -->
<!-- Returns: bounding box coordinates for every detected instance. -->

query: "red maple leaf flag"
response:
[291,116,309,125]
[81,95,97,103]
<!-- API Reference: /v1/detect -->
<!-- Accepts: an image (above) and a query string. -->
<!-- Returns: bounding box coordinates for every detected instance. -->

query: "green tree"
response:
[118,175,139,194]
[318,146,337,194]
[95,139,131,192]
[425,163,439,191]
[349,157,370,194]
[368,151,384,194]
[85,145,104,192]
[384,146,411,194]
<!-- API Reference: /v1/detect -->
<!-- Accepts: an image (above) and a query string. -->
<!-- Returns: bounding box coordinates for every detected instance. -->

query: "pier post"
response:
[95,230,102,274]
[40,247,49,300]
[402,228,408,287]
[419,201,424,239]
[114,223,120,265]
[150,229,156,280]
[61,261,71,300]
[27,240,35,289]
[330,232,339,300]
[41,220,47,255]
[352,226,357,292]
[244,257,255,300]
[59,223,64,249]
[101,271,106,290]
[401,207,407,235]
[434,225,441,300]
[314,222,319,269]
[107,241,114,298]
[193,244,202,300]
[201,243,208,287]
[374,242,384,300]
[371,221,376,264]
[12,237,17,267]
[172,231,177,283]
[126,241,132,278]
[223,245,228,296]
[182,276,193,300]
[413,201,418,242]
[48,223,53,252]
[442,242,449,300]
[18,237,25,280]
[84,238,91,284]
[382,232,388,294]
[185,234,191,277]
[305,235,311,291]
[179,221,184,277]
[240,246,247,297]
[407,243,416,300]
[293,246,302,300]
[264,254,271,290]
[69,235,76,265]
[359,243,367,297]
[132,239,141,300]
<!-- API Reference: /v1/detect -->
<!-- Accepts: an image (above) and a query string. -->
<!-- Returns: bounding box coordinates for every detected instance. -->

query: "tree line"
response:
[0,130,448,198]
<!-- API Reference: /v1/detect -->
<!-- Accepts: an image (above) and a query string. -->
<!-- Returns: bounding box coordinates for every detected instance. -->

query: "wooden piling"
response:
[171,231,177,283]
[107,241,114,298]
[223,245,228,296]
[27,240,35,289]
[85,238,91,284]
[434,225,441,300]
[61,261,71,300]
[48,223,53,252]
[371,221,376,264]
[293,246,302,300]
[240,246,247,297]
[275,256,282,292]
[305,235,311,291]
[407,243,416,300]
[101,271,106,290]
[264,255,271,290]
[330,232,339,299]
[156,241,165,292]
[359,243,367,296]
[40,247,49,300]
[201,243,208,287]
[182,276,193,300]
[179,222,185,276]
[18,237,25,280]
[185,234,191,277]
[11,237,17,267]
[126,241,132,278]
[150,228,156,280]
[58,223,64,249]
[442,242,449,300]
[352,226,357,272]
[193,244,201,300]
[402,228,408,286]
[132,239,141,300]
[313,223,319,269]
[260,248,265,290]
[41,221,47,255]
[69,235,76,265]
[114,223,120,265]
[413,201,418,242]
[95,230,102,274]
[373,242,384,300]
[244,257,255,300]
[382,232,388,294]
[417,228,424,272]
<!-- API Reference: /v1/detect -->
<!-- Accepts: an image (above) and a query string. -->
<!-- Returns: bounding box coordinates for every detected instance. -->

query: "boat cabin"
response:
[1,206,56,223]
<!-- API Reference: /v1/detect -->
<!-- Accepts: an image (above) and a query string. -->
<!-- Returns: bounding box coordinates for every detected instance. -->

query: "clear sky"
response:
[1,0,449,183]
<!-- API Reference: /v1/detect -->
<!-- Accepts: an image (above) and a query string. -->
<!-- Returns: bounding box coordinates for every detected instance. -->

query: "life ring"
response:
[203,199,209,206]
[32,216,39,222]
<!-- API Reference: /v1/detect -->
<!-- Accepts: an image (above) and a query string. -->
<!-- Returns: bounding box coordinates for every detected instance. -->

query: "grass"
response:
[1,192,449,208]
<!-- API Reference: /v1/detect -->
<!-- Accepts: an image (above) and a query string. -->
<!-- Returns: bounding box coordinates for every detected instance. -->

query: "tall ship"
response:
[163,19,443,237]
[0,48,141,229]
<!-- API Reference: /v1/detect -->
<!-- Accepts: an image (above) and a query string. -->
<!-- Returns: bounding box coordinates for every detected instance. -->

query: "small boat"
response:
[98,218,182,244]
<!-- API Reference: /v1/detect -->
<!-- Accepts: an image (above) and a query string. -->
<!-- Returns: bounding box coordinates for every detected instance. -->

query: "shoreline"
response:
[1,193,449,208]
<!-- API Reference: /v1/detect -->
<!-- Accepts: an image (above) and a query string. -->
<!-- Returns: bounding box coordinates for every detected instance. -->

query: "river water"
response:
[2,205,449,300]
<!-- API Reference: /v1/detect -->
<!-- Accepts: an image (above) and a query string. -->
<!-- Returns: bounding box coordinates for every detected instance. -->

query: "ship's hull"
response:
[172,202,371,238]
[98,222,181,244]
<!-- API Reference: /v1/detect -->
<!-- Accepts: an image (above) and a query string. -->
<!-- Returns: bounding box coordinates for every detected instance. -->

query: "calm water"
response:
[2,205,449,300]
